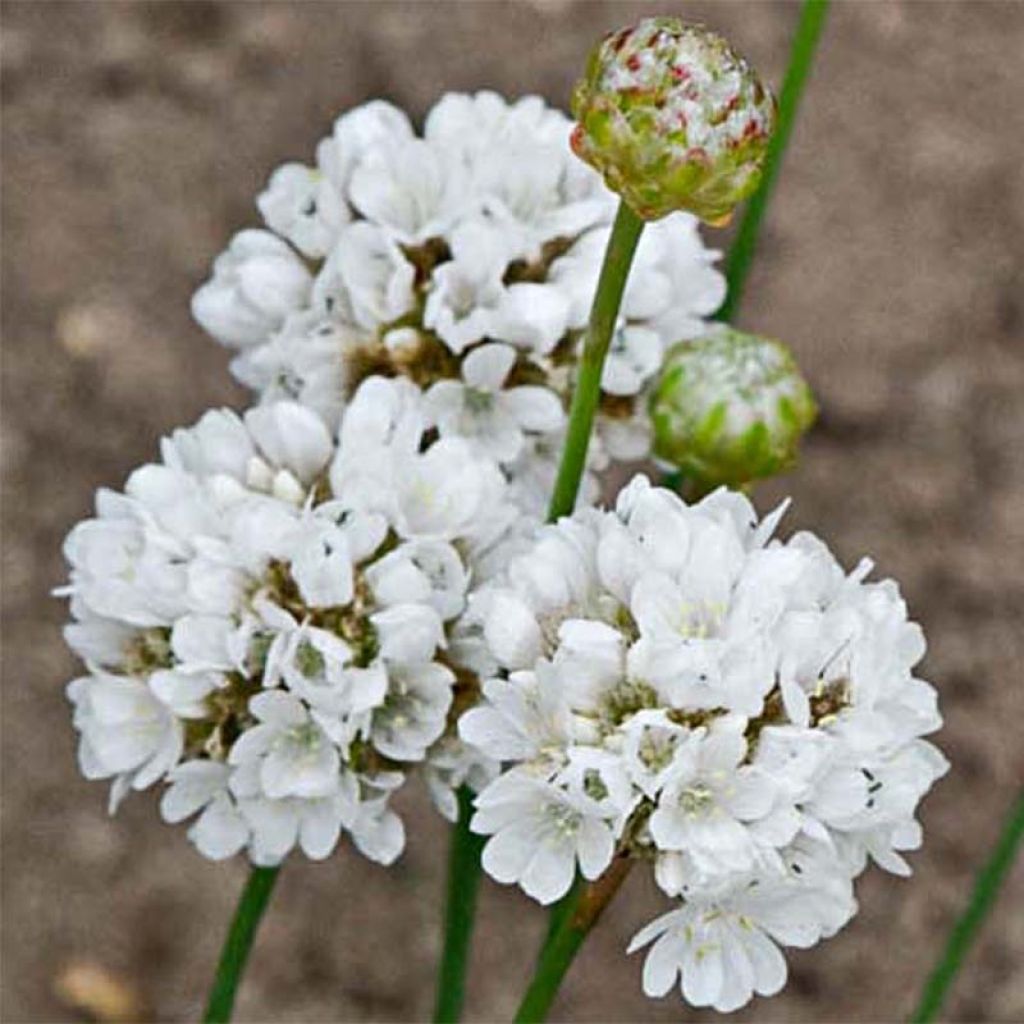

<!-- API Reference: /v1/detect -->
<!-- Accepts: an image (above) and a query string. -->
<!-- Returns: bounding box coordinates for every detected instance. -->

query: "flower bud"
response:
[571,18,776,223]
[650,327,816,488]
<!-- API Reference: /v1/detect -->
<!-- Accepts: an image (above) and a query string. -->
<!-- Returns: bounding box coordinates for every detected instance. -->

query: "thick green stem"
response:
[547,199,645,522]
[203,866,280,1023]
[515,857,633,1023]
[910,789,1024,1023]
[433,786,487,1023]
[718,0,830,323]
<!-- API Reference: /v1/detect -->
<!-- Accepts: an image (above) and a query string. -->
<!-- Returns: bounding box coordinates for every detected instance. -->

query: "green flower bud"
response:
[571,18,776,223]
[650,327,816,489]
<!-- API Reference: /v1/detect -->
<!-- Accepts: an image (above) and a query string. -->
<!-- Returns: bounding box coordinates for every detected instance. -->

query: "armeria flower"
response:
[192,230,312,349]
[59,377,514,867]
[256,164,350,260]
[472,766,622,905]
[647,717,795,878]
[425,342,564,462]
[627,853,855,1012]
[191,92,726,491]
[460,474,946,1012]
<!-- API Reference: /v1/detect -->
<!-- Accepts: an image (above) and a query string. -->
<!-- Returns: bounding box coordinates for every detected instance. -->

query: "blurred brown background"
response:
[2,2,1023,1021]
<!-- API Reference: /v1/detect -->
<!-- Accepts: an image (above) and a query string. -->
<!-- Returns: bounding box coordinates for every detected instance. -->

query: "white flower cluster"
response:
[60,378,508,866]
[459,476,947,1012]
[191,92,725,511]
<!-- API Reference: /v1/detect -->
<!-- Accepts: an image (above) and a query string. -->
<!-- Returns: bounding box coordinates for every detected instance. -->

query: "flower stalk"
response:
[203,866,280,1023]
[548,199,645,521]
[515,856,634,1023]
[433,787,487,1023]
[718,0,831,323]
[910,788,1024,1023]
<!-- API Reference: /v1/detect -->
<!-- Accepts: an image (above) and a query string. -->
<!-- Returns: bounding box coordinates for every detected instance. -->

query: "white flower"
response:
[161,408,255,479]
[459,664,574,764]
[601,326,663,397]
[424,91,569,166]
[192,230,312,349]
[311,221,415,331]
[422,222,508,354]
[391,437,511,547]
[424,735,499,823]
[648,719,793,878]
[61,513,188,627]
[620,709,692,798]
[316,100,414,194]
[631,214,727,341]
[230,314,352,428]
[472,770,617,904]
[371,663,454,761]
[243,399,334,486]
[237,787,360,865]
[257,164,349,259]
[629,903,786,1011]
[366,540,468,621]
[161,762,249,860]
[425,343,564,462]
[349,138,466,243]
[229,691,340,800]
[67,672,185,809]
[629,859,855,1012]
[473,141,612,256]
[490,283,573,356]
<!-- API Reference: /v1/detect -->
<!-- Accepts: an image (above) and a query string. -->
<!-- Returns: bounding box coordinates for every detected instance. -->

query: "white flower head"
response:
[61,379,517,866]
[192,93,725,485]
[461,475,944,1012]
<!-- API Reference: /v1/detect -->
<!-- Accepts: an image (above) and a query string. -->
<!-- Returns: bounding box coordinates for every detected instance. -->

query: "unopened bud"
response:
[571,18,776,223]
[650,327,816,488]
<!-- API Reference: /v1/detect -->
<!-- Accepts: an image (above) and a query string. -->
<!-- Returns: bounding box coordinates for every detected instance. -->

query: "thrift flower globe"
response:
[459,476,946,1012]
[191,92,726,510]
[571,18,777,223]
[650,326,817,490]
[59,377,509,865]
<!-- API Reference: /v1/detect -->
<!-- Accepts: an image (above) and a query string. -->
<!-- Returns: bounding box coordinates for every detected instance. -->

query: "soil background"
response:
[2,2,1023,1022]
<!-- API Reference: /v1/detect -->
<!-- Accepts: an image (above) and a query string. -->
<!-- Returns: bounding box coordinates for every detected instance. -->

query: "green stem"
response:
[515,857,633,1023]
[547,199,645,522]
[433,786,487,1023]
[203,865,280,1023]
[910,789,1024,1023]
[541,876,582,949]
[717,0,830,323]
[515,900,587,1023]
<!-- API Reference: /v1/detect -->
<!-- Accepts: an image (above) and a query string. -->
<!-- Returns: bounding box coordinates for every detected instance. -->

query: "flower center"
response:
[545,802,582,837]
[676,599,724,640]
[679,782,715,816]
[464,387,495,414]
[638,730,678,772]
[282,722,322,753]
